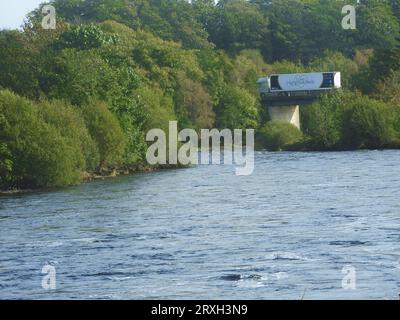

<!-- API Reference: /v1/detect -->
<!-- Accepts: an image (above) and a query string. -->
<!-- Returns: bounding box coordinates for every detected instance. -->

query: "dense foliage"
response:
[258,121,303,151]
[1,0,400,189]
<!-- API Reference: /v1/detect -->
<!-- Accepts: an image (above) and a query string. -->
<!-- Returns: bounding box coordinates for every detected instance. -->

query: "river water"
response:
[0,150,399,299]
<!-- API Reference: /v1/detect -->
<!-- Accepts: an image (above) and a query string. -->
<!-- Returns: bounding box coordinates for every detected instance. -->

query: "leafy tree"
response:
[258,121,303,151]
[301,92,344,149]
[81,101,126,168]
[389,0,400,21]
[0,90,84,188]
[207,0,268,55]
[49,0,210,49]
[136,0,211,49]
[137,85,176,133]
[264,59,307,74]
[196,49,233,105]
[355,49,400,93]
[230,49,268,95]
[373,70,400,106]
[217,85,259,129]
[342,95,397,149]
[0,31,40,99]
[367,49,400,82]
[263,0,311,62]
[37,0,139,28]
[175,76,215,130]
[38,100,100,171]
[356,0,400,50]
[55,23,118,50]
[0,134,13,188]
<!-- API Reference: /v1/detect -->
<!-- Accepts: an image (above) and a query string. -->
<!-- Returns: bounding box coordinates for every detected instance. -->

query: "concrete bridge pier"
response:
[267,105,300,130]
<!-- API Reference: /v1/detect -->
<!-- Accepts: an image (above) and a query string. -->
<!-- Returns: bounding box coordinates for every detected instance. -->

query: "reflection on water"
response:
[1,150,400,299]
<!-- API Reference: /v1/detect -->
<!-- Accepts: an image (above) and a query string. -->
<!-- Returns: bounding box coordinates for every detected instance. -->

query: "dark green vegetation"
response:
[1,0,400,189]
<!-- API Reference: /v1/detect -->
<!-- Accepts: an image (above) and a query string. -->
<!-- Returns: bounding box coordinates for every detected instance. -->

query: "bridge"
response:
[257,72,341,129]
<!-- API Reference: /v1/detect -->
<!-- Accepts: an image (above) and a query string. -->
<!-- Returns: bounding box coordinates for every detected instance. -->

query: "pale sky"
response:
[0,0,47,29]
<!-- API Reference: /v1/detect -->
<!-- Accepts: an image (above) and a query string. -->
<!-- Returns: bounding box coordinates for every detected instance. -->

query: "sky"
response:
[0,0,45,29]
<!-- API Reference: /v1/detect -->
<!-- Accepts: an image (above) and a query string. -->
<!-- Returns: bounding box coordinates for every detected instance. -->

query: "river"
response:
[0,150,399,299]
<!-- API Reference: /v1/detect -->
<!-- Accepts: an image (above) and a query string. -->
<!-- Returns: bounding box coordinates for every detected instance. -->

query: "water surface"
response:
[1,151,399,299]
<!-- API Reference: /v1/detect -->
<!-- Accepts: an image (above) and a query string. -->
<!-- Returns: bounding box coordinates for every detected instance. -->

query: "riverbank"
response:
[0,163,183,196]
[4,144,400,195]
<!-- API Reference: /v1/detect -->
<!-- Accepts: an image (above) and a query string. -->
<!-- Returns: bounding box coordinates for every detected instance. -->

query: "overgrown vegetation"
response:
[258,121,303,151]
[1,0,400,189]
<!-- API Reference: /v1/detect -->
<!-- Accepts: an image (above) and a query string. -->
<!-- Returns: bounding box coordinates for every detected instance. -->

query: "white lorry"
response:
[257,72,341,106]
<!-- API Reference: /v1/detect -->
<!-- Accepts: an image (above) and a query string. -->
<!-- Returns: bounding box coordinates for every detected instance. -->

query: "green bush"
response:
[38,100,100,171]
[0,90,84,188]
[373,70,400,106]
[174,76,215,130]
[217,85,259,130]
[56,23,117,50]
[137,85,176,133]
[301,92,344,150]
[0,140,13,188]
[302,92,400,150]
[342,96,397,149]
[258,121,303,151]
[81,101,126,168]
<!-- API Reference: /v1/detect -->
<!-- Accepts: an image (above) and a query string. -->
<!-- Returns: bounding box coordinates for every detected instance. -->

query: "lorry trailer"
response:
[257,72,341,106]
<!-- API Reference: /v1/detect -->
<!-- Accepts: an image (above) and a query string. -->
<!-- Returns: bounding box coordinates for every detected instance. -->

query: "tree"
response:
[230,49,268,95]
[0,31,40,99]
[356,49,400,93]
[373,70,400,106]
[55,23,118,50]
[263,0,311,61]
[389,0,400,22]
[0,129,13,188]
[175,76,215,130]
[38,100,100,171]
[356,0,400,50]
[207,0,268,55]
[301,92,344,150]
[81,101,126,168]
[217,85,259,129]
[0,90,85,188]
[342,96,397,149]
[258,121,303,151]
[137,84,176,133]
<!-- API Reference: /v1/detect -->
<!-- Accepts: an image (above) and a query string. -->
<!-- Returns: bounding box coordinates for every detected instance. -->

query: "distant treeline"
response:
[1,0,400,189]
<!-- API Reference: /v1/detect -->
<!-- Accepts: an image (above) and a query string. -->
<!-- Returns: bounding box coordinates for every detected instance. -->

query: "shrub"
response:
[175,76,215,130]
[0,141,13,188]
[258,121,303,151]
[56,23,117,50]
[342,96,397,149]
[0,90,84,188]
[373,70,400,106]
[217,85,259,130]
[38,100,100,171]
[137,85,176,133]
[81,101,126,167]
[301,92,344,150]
